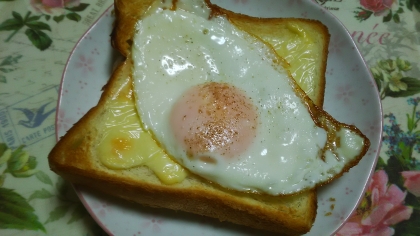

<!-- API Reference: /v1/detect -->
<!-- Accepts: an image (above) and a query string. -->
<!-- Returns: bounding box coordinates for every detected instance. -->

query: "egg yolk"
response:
[170,82,258,161]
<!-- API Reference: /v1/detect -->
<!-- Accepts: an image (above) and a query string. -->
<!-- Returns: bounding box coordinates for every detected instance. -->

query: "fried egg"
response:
[131,0,368,195]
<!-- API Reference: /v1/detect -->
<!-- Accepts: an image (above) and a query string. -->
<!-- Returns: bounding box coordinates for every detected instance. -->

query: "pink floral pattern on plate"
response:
[141,217,164,233]
[335,83,356,104]
[75,54,95,74]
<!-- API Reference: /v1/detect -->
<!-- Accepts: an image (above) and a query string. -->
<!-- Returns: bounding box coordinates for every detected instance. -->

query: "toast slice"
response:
[49,0,331,234]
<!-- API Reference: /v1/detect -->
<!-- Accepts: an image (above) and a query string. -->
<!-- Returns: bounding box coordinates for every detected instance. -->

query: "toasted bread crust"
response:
[112,0,155,57]
[48,0,337,234]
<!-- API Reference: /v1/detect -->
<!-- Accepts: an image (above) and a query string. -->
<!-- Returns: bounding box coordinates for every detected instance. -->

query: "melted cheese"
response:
[262,23,319,99]
[97,93,187,185]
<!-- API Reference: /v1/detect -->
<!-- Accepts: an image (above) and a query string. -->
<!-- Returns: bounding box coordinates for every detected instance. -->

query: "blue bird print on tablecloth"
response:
[14,102,56,128]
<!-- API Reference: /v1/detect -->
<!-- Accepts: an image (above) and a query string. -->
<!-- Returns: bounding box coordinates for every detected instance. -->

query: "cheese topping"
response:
[97,92,187,185]
[262,23,320,100]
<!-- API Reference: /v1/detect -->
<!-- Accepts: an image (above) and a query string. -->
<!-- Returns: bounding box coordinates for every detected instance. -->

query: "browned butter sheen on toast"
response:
[46,0,354,235]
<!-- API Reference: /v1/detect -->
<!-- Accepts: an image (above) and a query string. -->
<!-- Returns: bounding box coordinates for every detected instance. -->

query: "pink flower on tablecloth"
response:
[336,170,412,236]
[30,0,80,15]
[401,171,420,197]
[360,0,394,15]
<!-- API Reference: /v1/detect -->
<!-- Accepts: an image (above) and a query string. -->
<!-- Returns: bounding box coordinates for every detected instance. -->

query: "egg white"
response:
[131,0,365,195]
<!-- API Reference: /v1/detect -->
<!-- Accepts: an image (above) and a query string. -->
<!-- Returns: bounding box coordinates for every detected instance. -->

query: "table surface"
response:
[0,0,419,235]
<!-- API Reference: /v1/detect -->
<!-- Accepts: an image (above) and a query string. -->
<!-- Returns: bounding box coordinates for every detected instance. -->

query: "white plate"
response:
[56,1,383,235]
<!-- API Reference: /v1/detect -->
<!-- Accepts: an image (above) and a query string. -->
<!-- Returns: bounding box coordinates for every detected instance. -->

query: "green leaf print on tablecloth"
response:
[0,11,52,50]
[0,53,22,83]
[370,58,420,99]
[0,143,45,232]
[41,178,91,225]
[0,2,90,50]
[407,0,420,11]
[0,143,92,232]
[0,188,46,232]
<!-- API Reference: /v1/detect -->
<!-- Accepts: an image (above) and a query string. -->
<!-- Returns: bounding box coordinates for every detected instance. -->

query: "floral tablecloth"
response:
[0,0,419,235]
